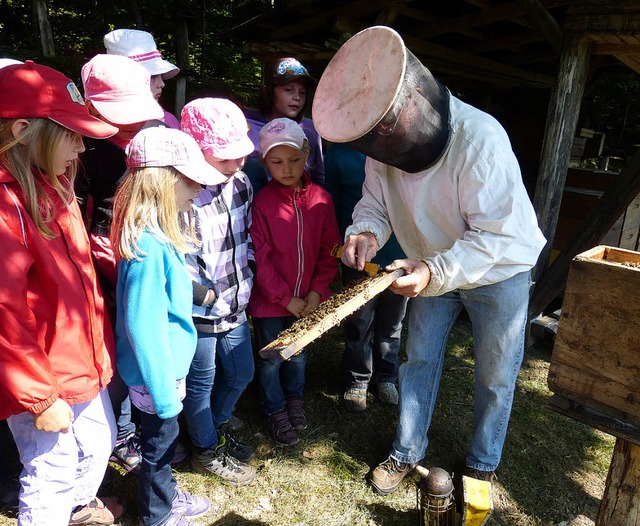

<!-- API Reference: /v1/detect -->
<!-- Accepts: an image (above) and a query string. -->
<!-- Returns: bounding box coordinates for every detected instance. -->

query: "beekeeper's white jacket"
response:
[346,94,546,297]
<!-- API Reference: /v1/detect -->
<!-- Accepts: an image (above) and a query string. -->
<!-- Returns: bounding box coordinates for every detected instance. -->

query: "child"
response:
[180,98,257,484]
[0,62,122,525]
[324,143,409,411]
[249,118,340,446]
[77,53,166,473]
[244,57,324,192]
[104,29,181,129]
[111,127,221,526]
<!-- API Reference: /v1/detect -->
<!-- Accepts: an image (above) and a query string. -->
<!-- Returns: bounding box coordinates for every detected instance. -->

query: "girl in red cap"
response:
[0,62,122,526]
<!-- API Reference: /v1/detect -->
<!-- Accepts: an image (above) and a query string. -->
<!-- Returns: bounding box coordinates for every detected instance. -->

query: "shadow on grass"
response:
[204,512,268,525]
[287,317,612,525]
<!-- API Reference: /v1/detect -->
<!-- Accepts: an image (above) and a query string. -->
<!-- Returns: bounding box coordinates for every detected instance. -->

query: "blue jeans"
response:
[254,316,306,415]
[341,266,409,388]
[138,411,179,526]
[183,321,254,449]
[107,371,137,441]
[392,271,531,472]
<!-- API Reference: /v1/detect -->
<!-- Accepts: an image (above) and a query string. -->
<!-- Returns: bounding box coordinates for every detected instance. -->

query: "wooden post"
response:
[174,17,189,118]
[596,438,640,525]
[33,0,54,57]
[531,32,591,290]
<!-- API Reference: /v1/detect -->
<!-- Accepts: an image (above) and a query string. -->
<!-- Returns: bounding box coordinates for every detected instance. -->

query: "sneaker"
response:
[218,422,255,462]
[171,441,189,465]
[69,497,124,525]
[344,386,367,412]
[158,511,197,526]
[266,410,299,446]
[0,477,19,511]
[369,456,416,495]
[110,432,141,474]
[171,487,211,519]
[191,440,257,486]
[377,382,399,405]
[464,468,496,482]
[228,413,245,430]
[286,398,308,430]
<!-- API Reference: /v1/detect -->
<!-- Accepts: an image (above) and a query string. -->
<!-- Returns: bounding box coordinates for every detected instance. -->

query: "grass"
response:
[0,315,614,525]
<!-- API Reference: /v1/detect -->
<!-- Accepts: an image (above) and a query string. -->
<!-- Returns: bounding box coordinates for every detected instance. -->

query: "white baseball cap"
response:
[258,118,307,158]
[104,29,179,80]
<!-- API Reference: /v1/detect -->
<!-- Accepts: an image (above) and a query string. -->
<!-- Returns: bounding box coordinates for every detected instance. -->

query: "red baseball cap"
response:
[0,61,117,139]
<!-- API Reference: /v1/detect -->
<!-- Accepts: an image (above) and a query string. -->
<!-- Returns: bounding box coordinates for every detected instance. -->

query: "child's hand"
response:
[34,398,74,433]
[301,291,321,317]
[286,297,307,318]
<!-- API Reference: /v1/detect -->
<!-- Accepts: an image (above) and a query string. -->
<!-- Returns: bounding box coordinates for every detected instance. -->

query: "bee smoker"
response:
[416,466,457,526]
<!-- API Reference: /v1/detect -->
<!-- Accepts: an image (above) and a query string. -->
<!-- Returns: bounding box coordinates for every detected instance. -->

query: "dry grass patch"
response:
[0,315,614,525]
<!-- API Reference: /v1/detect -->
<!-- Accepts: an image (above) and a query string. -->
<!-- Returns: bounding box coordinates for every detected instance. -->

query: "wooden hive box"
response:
[548,245,640,427]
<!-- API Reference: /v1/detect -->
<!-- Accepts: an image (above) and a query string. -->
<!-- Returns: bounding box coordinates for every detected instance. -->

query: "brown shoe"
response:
[369,456,415,495]
[69,497,125,525]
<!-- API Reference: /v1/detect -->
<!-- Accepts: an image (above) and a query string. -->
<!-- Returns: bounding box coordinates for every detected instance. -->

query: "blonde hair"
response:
[111,166,199,261]
[0,118,78,239]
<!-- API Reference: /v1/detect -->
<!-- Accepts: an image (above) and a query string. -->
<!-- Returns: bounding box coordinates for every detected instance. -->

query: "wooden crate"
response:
[548,246,640,427]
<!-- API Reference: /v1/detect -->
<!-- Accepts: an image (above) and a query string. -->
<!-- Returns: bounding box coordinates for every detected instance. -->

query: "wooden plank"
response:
[520,0,563,52]
[549,395,640,446]
[259,269,404,361]
[596,438,640,525]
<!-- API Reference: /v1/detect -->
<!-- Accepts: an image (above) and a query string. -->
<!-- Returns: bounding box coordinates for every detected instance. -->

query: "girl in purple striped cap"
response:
[111,127,225,526]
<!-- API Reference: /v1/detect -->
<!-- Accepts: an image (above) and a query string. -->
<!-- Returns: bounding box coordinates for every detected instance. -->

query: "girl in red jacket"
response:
[0,63,123,526]
[249,118,340,446]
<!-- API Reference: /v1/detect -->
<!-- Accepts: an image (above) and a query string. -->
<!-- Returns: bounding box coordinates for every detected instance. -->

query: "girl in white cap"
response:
[0,61,122,526]
[249,117,340,446]
[110,127,225,526]
[103,28,181,129]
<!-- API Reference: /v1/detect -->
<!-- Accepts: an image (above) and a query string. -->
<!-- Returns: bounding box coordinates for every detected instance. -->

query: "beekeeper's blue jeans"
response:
[390,271,531,473]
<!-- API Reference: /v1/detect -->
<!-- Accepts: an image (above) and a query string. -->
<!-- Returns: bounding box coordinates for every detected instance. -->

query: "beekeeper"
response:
[313,26,546,495]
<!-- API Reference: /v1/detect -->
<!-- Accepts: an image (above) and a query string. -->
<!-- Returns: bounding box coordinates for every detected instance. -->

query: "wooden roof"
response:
[235,0,640,89]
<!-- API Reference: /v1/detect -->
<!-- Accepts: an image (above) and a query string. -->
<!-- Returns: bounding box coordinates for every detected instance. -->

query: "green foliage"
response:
[0,0,266,107]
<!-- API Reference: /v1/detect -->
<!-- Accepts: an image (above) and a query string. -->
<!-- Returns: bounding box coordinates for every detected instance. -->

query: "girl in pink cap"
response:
[179,98,257,486]
[0,61,123,526]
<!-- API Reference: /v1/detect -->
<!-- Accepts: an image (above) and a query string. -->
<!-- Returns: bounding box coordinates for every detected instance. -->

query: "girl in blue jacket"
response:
[111,127,225,526]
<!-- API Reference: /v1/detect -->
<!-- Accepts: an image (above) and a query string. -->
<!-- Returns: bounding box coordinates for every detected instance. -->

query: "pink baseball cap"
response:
[81,54,164,125]
[180,98,255,160]
[258,118,308,158]
[104,29,179,80]
[0,62,117,139]
[126,127,226,186]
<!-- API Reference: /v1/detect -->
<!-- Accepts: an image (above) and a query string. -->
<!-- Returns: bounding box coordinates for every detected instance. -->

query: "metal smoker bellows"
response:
[416,466,457,525]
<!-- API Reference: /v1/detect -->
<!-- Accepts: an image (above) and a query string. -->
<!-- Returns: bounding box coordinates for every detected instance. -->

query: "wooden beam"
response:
[520,0,563,52]
[269,0,408,41]
[529,145,640,318]
[403,35,556,87]
[460,30,544,54]
[594,43,640,54]
[530,33,591,297]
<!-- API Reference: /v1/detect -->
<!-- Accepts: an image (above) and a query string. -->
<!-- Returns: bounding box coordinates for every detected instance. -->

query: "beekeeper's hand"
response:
[387,259,431,297]
[342,233,377,271]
